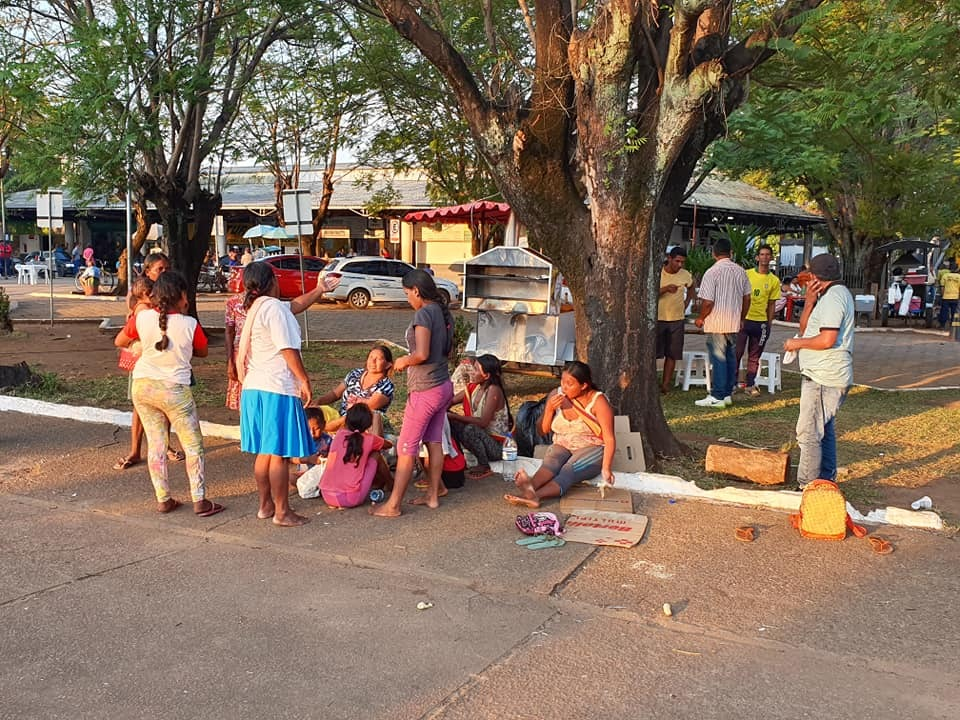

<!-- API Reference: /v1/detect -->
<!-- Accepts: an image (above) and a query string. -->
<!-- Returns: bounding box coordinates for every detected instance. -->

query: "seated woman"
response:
[313,345,395,435]
[504,361,616,508]
[447,354,512,480]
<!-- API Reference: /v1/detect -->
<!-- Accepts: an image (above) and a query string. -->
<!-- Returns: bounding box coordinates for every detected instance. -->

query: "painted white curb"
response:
[0,395,240,440]
[495,457,943,531]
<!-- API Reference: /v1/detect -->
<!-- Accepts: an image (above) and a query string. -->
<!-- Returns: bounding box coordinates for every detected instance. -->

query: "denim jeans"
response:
[796,378,848,486]
[706,332,738,400]
[939,299,957,329]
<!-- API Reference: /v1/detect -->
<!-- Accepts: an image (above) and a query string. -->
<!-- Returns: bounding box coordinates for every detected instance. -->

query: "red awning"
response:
[403,201,512,224]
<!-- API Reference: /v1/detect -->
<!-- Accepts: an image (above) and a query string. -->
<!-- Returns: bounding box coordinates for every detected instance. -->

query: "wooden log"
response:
[705,444,789,486]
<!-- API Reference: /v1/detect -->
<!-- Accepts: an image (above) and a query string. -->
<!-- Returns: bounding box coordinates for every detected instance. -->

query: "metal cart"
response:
[462,246,575,368]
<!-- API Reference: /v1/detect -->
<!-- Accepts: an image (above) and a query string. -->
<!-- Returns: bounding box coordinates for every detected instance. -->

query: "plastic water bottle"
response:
[501,433,518,483]
[369,488,385,503]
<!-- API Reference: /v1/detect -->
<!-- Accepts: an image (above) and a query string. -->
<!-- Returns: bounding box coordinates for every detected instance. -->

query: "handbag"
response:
[118,341,142,372]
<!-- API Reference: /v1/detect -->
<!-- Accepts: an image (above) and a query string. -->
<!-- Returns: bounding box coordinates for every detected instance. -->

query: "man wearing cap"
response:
[694,238,752,407]
[226,246,241,267]
[783,253,854,489]
[657,247,696,393]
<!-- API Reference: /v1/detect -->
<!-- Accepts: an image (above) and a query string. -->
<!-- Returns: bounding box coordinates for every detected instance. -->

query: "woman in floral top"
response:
[314,345,395,436]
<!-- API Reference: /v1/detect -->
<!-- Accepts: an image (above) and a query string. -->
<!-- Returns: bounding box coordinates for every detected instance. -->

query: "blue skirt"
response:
[240,389,314,458]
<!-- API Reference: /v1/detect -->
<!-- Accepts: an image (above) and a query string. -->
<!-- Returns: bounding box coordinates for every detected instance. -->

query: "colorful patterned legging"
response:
[132,378,206,503]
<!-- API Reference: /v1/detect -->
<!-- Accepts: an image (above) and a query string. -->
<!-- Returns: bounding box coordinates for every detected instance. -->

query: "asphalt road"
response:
[1,412,958,719]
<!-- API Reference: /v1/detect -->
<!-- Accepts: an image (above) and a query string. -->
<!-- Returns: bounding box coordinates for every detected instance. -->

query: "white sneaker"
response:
[723,396,733,406]
[695,395,727,407]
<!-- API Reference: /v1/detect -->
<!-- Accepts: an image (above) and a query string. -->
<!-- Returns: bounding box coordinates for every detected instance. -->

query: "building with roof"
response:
[4,165,822,277]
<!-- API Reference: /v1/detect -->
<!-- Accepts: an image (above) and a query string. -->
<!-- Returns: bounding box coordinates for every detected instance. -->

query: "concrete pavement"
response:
[1,412,958,719]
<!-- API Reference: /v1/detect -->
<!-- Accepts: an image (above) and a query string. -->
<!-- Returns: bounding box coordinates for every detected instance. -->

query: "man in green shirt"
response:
[735,244,781,396]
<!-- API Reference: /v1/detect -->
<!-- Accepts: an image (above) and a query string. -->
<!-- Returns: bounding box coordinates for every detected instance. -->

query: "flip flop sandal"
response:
[195,501,225,517]
[735,526,756,542]
[525,537,566,550]
[167,449,185,462]
[157,498,181,514]
[868,536,893,555]
[113,457,142,470]
[414,479,430,490]
[504,494,539,509]
[516,535,550,546]
[466,468,495,480]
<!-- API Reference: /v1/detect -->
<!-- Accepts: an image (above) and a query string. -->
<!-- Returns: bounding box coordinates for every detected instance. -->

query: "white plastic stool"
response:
[755,351,782,393]
[675,350,711,391]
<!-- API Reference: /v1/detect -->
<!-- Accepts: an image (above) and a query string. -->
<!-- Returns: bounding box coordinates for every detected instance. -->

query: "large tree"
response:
[711,0,960,284]
[14,0,311,302]
[360,0,826,459]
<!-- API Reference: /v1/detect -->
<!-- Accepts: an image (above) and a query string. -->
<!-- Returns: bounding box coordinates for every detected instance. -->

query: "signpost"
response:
[282,189,313,344]
[36,190,64,325]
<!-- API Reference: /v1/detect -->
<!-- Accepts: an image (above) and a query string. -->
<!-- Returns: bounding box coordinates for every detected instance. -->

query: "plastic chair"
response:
[755,352,782,394]
[675,351,711,391]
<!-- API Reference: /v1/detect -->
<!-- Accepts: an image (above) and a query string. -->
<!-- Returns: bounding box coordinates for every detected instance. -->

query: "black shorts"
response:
[656,320,685,360]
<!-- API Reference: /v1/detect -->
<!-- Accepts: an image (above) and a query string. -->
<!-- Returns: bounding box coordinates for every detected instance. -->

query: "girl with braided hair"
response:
[114,271,223,516]
[319,404,393,508]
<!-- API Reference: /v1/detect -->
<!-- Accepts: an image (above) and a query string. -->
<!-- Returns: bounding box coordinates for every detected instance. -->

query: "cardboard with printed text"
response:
[562,510,649,548]
[559,484,633,514]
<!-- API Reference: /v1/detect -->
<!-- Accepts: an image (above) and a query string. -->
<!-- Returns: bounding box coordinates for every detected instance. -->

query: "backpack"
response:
[515,512,564,537]
[790,480,866,540]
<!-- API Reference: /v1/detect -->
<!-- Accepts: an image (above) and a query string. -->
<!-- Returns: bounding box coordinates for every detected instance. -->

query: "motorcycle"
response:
[196,264,228,293]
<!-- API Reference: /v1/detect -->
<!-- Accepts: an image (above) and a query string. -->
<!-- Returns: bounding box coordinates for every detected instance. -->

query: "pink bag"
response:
[515,512,564,537]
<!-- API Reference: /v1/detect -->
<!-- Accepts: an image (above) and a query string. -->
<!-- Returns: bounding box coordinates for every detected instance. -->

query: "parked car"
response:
[226,254,328,299]
[320,256,461,309]
[21,249,75,276]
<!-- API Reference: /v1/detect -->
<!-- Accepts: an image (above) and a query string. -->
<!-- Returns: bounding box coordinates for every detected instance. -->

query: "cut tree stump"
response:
[705,444,789,486]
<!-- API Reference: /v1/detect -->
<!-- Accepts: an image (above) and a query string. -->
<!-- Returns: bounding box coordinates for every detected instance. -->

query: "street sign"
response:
[36,191,64,230]
[389,218,401,241]
[281,189,313,236]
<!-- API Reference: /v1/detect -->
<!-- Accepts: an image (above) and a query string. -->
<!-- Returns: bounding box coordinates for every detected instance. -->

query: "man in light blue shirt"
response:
[783,254,854,488]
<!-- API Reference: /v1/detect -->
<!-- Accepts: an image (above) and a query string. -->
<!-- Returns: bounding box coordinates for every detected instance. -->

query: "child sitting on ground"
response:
[290,407,333,490]
[320,404,393,509]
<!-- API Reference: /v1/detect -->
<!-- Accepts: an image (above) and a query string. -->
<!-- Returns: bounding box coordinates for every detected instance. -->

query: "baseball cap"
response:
[809,254,841,281]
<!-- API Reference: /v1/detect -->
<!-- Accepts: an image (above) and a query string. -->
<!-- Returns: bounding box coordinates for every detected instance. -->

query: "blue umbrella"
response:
[242,224,292,240]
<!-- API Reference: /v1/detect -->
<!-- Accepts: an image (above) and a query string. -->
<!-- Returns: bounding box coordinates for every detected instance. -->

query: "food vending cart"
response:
[462,246,576,368]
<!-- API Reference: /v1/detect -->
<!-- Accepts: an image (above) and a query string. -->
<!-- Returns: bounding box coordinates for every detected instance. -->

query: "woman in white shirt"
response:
[115,271,223,517]
[237,261,315,527]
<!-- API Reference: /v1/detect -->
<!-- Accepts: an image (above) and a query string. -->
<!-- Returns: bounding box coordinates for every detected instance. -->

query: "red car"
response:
[226,255,328,298]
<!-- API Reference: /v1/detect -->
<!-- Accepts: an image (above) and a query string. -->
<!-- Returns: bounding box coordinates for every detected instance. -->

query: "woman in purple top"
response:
[370,269,453,517]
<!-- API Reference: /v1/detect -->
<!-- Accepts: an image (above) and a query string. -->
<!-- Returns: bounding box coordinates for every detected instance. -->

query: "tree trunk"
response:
[148,185,221,316]
[113,195,152,297]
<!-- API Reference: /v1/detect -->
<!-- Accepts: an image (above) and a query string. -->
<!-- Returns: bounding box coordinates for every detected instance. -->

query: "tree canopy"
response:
[711,0,960,279]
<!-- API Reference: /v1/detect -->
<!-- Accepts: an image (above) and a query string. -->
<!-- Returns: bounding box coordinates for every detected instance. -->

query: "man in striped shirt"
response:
[693,238,751,407]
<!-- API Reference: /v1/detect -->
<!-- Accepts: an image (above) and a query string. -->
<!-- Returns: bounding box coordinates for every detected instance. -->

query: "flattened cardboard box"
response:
[560,484,633,514]
[563,510,649,548]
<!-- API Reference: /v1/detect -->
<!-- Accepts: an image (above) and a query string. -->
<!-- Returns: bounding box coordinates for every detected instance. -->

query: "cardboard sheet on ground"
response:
[560,484,633,514]
[563,510,648,548]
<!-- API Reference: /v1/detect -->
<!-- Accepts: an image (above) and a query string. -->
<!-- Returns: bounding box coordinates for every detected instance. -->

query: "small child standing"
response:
[320,404,392,509]
[114,271,224,517]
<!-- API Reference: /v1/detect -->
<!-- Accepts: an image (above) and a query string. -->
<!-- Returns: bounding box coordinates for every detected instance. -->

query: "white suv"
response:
[321,257,460,309]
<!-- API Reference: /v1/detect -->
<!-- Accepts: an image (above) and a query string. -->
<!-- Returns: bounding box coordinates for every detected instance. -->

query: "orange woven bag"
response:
[790,480,866,540]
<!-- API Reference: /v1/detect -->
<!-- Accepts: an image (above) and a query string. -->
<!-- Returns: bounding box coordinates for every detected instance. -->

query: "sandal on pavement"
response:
[868,536,893,555]
[194,500,225,517]
[504,494,539,509]
[113,457,142,470]
[524,536,566,550]
[466,467,495,481]
[735,526,756,542]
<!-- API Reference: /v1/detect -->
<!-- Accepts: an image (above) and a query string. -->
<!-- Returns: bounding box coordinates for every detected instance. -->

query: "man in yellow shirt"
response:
[938,259,959,329]
[657,247,696,393]
[736,244,781,396]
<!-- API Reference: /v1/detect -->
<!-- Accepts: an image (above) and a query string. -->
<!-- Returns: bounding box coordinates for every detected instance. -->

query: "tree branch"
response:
[724,0,828,78]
